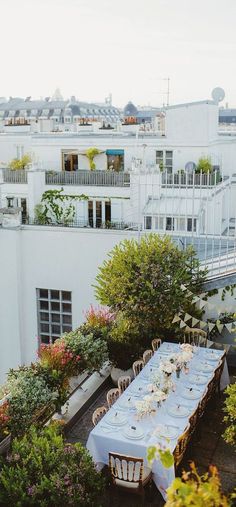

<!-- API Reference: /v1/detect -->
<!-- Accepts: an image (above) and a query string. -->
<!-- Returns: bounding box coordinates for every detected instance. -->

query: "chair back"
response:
[151,338,162,352]
[173,425,190,468]
[118,375,131,394]
[132,360,144,378]
[183,328,207,347]
[143,349,153,365]
[92,406,107,426]
[109,452,144,486]
[198,390,208,419]
[214,358,224,384]
[107,388,120,408]
[189,408,198,438]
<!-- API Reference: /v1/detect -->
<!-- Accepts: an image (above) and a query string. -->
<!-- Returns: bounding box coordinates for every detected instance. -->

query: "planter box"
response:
[0,434,11,455]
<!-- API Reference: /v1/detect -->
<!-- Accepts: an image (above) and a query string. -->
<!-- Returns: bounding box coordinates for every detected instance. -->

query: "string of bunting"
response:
[171,284,236,334]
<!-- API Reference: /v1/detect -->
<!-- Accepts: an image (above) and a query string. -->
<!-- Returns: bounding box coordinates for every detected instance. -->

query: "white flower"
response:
[160,360,176,375]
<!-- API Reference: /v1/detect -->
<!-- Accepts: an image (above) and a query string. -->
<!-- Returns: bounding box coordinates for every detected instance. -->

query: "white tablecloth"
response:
[86,343,229,499]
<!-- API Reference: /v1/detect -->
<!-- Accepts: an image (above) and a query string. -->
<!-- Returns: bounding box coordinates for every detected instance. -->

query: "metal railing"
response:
[161,170,221,187]
[45,170,130,187]
[3,169,28,183]
[22,217,139,231]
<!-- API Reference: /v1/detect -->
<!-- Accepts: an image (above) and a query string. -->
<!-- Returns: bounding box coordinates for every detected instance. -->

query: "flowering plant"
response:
[0,401,10,441]
[84,305,115,328]
[180,343,194,355]
[38,341,81,378]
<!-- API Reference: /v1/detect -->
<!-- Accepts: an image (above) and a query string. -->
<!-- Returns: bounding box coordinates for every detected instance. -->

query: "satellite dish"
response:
[185,161,196,173]
[211,87,225,104]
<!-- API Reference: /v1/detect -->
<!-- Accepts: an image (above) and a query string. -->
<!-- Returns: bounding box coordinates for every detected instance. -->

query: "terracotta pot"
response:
[110,366,133,386]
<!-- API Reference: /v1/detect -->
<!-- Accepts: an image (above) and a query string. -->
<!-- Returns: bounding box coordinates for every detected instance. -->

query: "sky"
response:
[1,0,236,108]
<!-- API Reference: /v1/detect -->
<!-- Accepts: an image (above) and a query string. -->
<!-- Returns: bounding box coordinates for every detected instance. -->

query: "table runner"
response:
[86,342,229,499]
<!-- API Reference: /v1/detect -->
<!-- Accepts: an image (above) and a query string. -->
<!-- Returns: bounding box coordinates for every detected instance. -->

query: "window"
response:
[156,150,173,173]
[37,289,72,344]
[176,217,186,231]
[154,216,164,230]
[166,217,174,231]
[187,218,197,232]
[145,216,152,229]
[6,197,14,208]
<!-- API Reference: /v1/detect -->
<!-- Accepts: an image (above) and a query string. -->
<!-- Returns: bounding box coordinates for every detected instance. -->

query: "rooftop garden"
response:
[0,234,235,506]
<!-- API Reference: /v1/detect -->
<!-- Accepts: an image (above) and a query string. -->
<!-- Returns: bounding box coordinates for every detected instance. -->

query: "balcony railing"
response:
[45,170,130,187]
[161,171,221,187]
[3,169,28,183]
[22,217,138,230]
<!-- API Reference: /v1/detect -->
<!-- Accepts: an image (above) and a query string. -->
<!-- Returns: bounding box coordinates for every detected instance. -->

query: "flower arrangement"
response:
[135,396,156,419]
[160,360,177,376]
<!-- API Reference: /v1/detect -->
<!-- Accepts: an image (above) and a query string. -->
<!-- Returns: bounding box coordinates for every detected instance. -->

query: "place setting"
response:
[122,424,145,440]
[167,402,192,418]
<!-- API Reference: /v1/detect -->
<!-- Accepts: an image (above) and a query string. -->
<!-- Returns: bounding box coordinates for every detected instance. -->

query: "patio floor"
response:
[67,369,236,507]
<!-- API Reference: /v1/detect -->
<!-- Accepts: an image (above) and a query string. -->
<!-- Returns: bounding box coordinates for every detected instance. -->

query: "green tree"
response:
[94,234,207,341]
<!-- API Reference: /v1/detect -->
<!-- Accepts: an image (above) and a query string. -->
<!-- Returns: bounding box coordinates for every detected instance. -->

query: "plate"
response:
[106,412,127,426]
[204,351,220,362]
[167,404,191,417]
[194,362,214,373]
[117,396,135,410]
[181,387,202,400]
[123,425,144,440]
[188,374,208,385]
[155,424,178,440]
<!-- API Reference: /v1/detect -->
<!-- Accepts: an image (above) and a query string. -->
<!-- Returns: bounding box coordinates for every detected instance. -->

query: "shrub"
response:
[5,366,56,437]
[223,382,236,447]
[165,463,229,506]
[0,401,10,441]
[95,234,206,343]
[79,305,115,341]
[196,156,213,174]
[63,330,108,372]
[8,153,32,171]
[0,424,105,507]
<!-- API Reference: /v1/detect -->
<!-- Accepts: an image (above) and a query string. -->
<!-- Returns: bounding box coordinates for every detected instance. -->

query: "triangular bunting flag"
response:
[180,284,187,291]
[199,292,207,298]
[184,313,192,322]
[199,320,207,329]
[172,315,181,323]
[216,323,224,333]
[186,290,193,298]
[179,320,187,329]
[225,323,233,333]
[208,322,215,333]
[192,296,200,304]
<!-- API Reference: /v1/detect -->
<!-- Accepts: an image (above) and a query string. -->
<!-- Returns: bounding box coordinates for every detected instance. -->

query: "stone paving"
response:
[67,371,236,507]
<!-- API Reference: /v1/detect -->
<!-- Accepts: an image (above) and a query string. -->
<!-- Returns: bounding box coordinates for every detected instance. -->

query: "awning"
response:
[143,197,201,217]
[106,149,124,156]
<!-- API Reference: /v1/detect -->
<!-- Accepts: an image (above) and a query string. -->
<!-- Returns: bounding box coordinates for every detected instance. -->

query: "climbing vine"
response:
[35,189,88,225]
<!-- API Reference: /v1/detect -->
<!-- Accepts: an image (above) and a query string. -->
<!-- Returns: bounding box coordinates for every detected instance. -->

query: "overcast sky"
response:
[1,0,236,107]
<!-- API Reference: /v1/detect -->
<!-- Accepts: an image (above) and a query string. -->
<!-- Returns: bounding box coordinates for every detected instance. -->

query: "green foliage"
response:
[35,188,88,225]
[196,157,213,174]
[165,463,229,506]
[95,235,207,346]
[106,314,148,370]
[85,148,103,170]
[221,284,236,301]
[223,382,236,447]
[147,445,174,469]
[0,424,105,507]
[8,153,32,171]
[63,330,108,372]
[5,366,56,437]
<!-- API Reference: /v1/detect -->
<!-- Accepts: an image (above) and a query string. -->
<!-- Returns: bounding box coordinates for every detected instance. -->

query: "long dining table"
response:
[86,342,230,499]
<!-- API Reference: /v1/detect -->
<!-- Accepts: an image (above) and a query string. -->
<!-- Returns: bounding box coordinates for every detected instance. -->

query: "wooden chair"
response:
[173,425,190,469]
[92,406,107,426]
[143,349,153,365]
[213,358,225,397]
[188,408,198,440]
[107,388,120,408]
[118,375,131,394]
[197,390,208,420]
[151,338,162,352]
[132,360,144,378]
[109,452,152,501]
[183,328,207,347]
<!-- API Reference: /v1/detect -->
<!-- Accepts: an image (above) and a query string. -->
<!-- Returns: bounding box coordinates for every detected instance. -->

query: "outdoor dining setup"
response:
[86,332,230,501]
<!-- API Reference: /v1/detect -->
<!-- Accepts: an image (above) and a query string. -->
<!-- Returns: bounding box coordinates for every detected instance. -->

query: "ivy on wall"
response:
[35,188,88,225]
